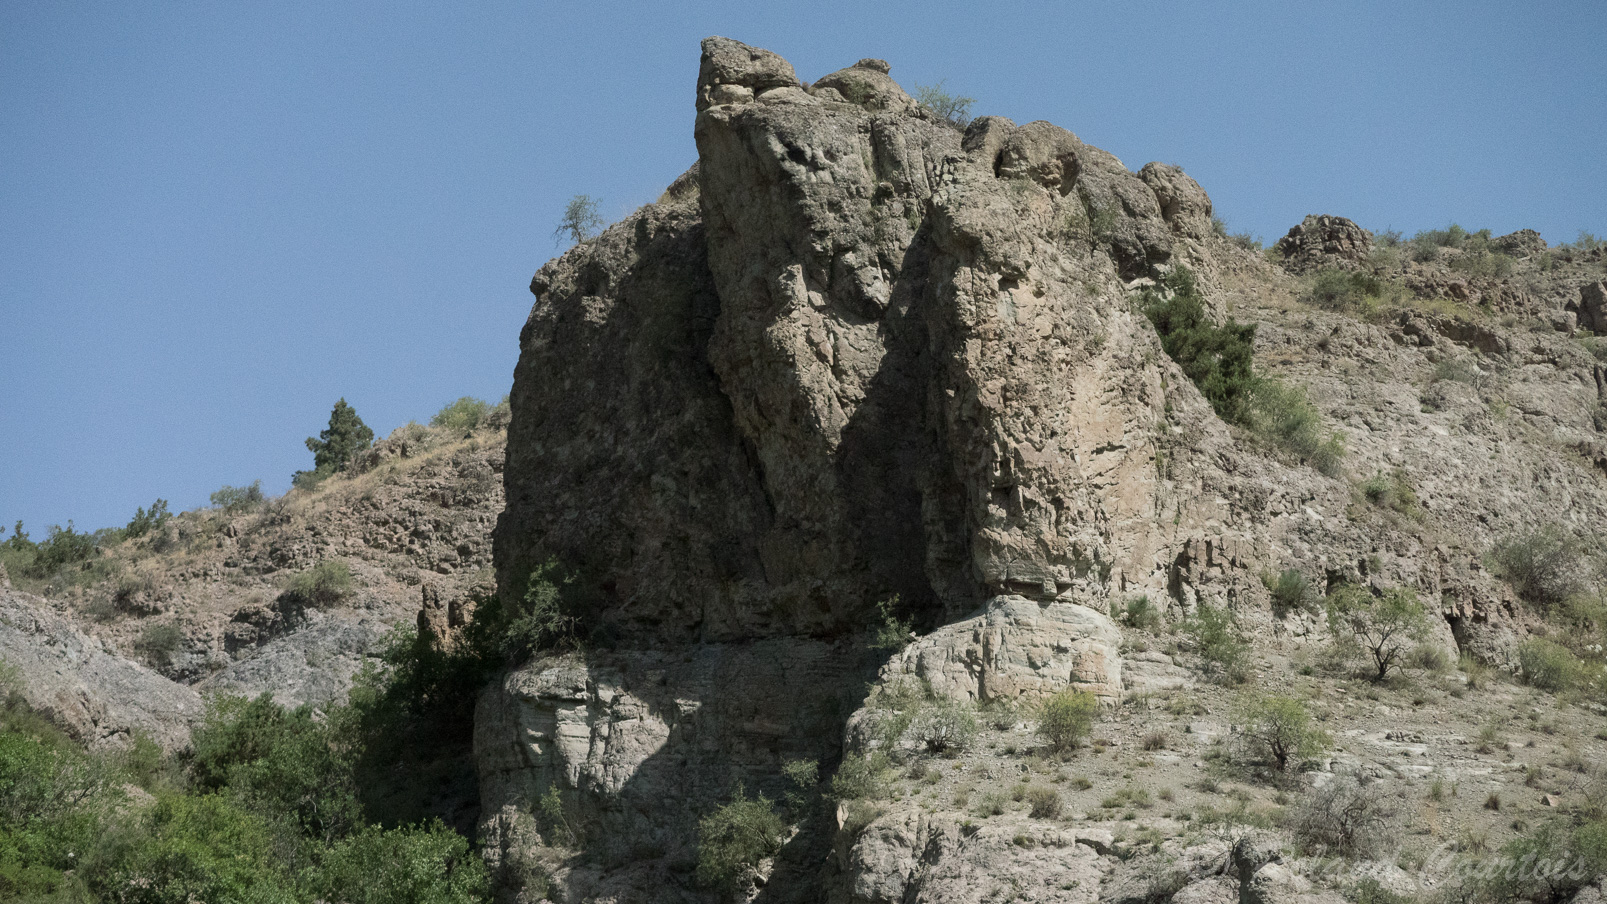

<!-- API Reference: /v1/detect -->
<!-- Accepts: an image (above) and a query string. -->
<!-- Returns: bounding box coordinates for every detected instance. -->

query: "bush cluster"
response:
[1141,267,1344,476]
[1235,694,1329,772]
[210,480,264,514]
[282,560,355,608]
[695,787,786,893]
[1183,603,1250,683]
[0,678,489,902]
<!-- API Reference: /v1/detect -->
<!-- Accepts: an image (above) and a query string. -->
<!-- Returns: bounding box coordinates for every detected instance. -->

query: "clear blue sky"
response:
[3,1,1603,535]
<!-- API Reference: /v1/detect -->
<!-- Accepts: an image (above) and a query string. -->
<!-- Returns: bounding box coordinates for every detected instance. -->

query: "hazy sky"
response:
[3,1,1603,534]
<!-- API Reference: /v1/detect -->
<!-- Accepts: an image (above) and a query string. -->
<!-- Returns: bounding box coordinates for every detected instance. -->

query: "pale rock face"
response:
[0,588,202,751]
[827,808,1107,904]
[881,595,1123,703]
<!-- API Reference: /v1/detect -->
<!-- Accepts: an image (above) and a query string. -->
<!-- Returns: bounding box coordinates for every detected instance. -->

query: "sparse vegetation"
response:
[869,593,913,652]
[282,559,355,608]
[210,480,264,514]
[1265,569,1317,617]
[1518,637,1590,693]
[1489,526,1598,611]
[1359,469,1420,518]
[430,396,493,433]
[1119,594,1163,630]
[1183,603,1250,683]
[1287,773,1395,857]
[912,80,974,128]
[554,194,604,246]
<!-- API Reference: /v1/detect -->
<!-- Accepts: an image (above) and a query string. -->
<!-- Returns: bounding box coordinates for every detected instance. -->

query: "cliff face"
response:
[498,40,1262,646]
[486,37,1607,904]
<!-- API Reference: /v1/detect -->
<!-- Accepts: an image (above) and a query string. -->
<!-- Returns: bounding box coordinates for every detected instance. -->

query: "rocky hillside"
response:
[1,411,508,739]
[479,37,1607,904]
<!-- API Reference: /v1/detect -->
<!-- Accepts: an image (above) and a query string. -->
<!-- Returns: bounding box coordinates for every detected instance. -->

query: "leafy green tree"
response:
[1237,694,1328,772]
[1325,585,1433,682]
[696,786,785,893]
[303,398,374,476]
[554,194,604,246]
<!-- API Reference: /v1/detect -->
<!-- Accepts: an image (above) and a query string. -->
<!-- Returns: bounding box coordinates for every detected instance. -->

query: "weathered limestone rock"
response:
[1273,214,1373,273]
[828,808,1108,904]
[1575,280,1607,333]
[697,35,800,111]
[0,588,202,751]
[197,611,392,708]
[882,595,1123,703]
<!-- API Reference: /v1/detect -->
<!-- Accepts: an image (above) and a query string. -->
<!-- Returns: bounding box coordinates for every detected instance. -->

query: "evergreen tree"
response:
[304,399,374,474]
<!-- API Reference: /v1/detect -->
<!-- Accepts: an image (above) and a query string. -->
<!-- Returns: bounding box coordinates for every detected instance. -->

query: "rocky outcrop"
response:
[878,595,1124,704]
[0,588,202,751]
[1573,281,1607,333]
[499,36,1273,650]
[1273,214,1373,273]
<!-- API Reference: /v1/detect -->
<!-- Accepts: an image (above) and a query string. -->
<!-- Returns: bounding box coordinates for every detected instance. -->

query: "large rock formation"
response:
[482,36,1604,904]
[485,36,1303,904]
[497,37,1258,650]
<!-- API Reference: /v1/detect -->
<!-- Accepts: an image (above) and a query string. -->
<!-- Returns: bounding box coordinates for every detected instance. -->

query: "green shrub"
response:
[1237,694,1329,772]
[210,480,264,513]
[1119,595,1163,630]
[1141,267,1257,423]
[125,499,172,539]
[1490,527,1595,610]
[1025,786,1063,819]
[902,696,978,755]
[1325,585,1433,682]
[912,80,975,128]
[85,791,296,904]
[869,593,913,652]
[1244,380,1345,477]
[311,820,489,904]
[499,559,580,658]
[282,560,354,608]
[1265,569,1317,617]
[696,787,785,892]
[1037,688,1099,754]
[1183,604,1249,682]
[430,396,492,433]
[830,752,894,801]
[190,693,361,844]
[135,622,186,668]
[1359,469,1419,517]
[1304,268,1388,314]
[1518,638,1587,692]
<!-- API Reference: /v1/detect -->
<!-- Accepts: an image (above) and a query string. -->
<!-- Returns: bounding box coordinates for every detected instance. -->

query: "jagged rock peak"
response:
[696,35,800,110]
[1273,213,1373,272]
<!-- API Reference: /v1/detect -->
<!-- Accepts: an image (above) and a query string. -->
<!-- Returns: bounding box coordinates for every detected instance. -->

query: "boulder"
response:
[1575,281,1607,333]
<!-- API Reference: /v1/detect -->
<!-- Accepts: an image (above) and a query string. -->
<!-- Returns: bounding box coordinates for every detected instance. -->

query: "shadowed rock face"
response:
[497,37,1236,647]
